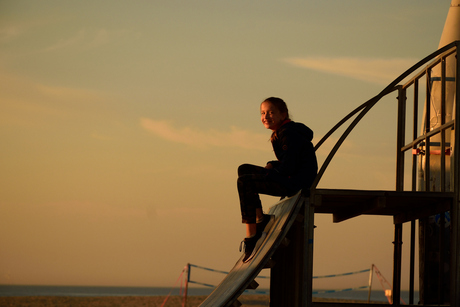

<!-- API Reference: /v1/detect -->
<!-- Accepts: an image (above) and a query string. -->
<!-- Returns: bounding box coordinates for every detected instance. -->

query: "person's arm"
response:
[265,161,280,169]
[267,130,303,177]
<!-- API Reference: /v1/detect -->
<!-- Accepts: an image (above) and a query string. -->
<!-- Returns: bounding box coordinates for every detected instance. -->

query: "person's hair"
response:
[263,97,290,120]
[262,97,290,141]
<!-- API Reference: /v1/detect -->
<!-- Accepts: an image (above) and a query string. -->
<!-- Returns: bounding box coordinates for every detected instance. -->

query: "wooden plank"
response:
[312,189,454,223]
[394,200,451,224]
[332,196,386,223]
[198,192,305,307]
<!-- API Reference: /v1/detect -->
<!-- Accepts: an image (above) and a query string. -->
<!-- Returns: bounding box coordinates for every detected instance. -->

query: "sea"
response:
[0,285,419,303]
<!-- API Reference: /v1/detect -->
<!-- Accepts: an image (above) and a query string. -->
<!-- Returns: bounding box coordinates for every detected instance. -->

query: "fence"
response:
[161,263,401,307]
[187,263,372,295]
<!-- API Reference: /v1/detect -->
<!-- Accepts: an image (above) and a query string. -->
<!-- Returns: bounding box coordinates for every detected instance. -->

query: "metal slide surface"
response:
[199,192,305,307]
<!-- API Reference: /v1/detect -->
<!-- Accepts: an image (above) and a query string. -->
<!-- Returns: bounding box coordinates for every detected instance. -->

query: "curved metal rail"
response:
[310,41,460,191]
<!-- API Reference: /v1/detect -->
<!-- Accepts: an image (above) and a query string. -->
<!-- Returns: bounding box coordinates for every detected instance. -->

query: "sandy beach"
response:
[0,295,262,307]
[0,295,381,306]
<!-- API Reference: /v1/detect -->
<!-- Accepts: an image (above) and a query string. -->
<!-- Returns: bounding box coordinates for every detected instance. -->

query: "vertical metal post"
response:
[396,86,406,191]
[419,68,432,304]
[438,57,447,305]
[184,263,190,307]
[392,86,406,306]
[413,79,419,186]
[304,196,315,307]
[410,80,418,305]
[441,57,447,191]
[450,42,460,307]
[392,223,403,306]
[439,212,446,304]
[409,220,415,305]
[425,68,432,192]
[367,264,374,303]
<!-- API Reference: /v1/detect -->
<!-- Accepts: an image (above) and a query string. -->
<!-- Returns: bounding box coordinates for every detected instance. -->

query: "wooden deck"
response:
[311,189,454,224]
[199,188,454,306]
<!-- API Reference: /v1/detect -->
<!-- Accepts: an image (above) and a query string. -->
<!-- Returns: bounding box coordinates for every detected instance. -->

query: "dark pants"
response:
[237,164,294,224]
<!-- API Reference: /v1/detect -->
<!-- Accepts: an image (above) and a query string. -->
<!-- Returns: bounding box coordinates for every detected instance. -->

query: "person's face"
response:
[260,101,286,131]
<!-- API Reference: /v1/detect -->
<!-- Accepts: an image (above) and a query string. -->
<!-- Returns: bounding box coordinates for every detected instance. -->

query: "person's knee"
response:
[238,164,252,177]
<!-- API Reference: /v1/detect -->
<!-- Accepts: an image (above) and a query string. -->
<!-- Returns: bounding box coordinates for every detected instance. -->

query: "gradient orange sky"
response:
[0,0,451,290]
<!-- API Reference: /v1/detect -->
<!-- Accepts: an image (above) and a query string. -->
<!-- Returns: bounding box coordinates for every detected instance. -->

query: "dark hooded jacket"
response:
[266,121,318,193]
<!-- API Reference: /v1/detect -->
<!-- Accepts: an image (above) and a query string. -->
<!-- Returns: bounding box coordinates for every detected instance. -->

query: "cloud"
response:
[0,26,22,41]
[0,72,109,127]
[35,82,106,102]
[284,56,418,85]
[42,28,133,52]
[43,30,86,52]
[140,118,269,151]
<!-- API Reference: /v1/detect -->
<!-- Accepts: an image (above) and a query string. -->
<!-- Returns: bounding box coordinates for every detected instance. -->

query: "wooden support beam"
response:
[332,196,385,223]
[245,280,258,290]
[270,200,310,307]
[230,300,242,307]
[393,200,451,224]
[263,259,276,269]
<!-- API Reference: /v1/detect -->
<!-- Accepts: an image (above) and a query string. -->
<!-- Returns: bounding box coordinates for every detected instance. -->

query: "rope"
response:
[188,280,369,296]
[189,263,368,279]
[189,263,270,279]
[187,280,216,288]
[189,264,230,275]
[373,264,406,305]
[188,280,270,294]
[161,266,187,307]
[187,264,371,297]
[166,263,405,302]
[313,268,370,279]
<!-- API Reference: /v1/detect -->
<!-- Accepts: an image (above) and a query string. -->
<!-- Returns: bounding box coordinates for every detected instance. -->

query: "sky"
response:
[0,0,452,291]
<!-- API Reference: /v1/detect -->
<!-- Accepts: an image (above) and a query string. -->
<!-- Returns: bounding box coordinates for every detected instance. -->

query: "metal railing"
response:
[311,41,460,193]
[308,41,460,305]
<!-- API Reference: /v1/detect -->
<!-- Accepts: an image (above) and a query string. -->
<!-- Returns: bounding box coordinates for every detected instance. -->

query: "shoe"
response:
[239,215,275,263]
[240,235,260,262]
[256,214,275,235]
[246,232,267,262]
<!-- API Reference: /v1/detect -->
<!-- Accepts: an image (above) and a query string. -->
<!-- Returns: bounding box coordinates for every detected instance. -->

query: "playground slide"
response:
[198,192,306,307]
